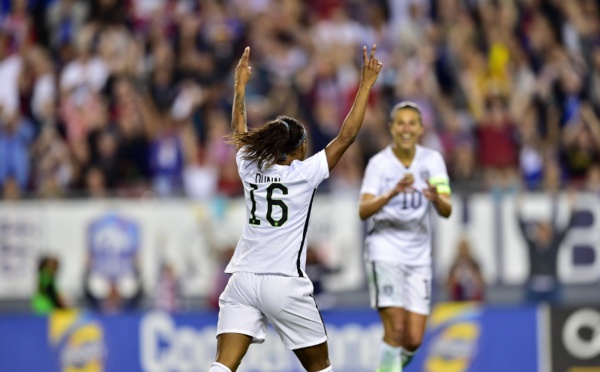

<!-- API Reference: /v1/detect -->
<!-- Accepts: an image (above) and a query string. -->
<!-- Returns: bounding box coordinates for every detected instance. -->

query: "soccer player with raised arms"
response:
[208,45,382,372]
[358,102,452,372]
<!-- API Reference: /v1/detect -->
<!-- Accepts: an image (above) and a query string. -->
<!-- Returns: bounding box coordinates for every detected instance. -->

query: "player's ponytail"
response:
[227,115,307,170]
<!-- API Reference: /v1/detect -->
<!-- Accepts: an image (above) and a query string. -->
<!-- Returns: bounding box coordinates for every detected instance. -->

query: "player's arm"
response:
[231,47,252,150]
[423,179,452,218]
[359,173,414,220]
[325,44,382,171]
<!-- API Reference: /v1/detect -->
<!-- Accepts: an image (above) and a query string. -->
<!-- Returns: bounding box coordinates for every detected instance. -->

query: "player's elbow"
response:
[338,133,357,147]
[358,206,370,221]
[440,205,452,218]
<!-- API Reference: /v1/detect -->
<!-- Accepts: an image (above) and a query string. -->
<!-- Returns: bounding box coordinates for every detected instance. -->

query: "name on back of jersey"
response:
[255,173,281,183]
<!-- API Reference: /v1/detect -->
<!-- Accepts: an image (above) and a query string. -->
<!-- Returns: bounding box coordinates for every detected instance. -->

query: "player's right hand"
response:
[361,44,383,88]
[393,173,414,194]
[235,46,252,88]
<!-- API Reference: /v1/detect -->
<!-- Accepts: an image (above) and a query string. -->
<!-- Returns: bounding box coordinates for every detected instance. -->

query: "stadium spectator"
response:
[560,103,600,185]
[45,0,89,50]
[476,96,519,190]
[447,237,485,302]
[0,29,22,121]
[541,156,565,194]
[584,163,600,193]
[32,255,67,314]
[1,175,21,200]
[154,262,183,313]
[83,166,108,198]
[30,124,72,198]
[0,112,35,192]
[516,192,576,305]
[518,104,546,191]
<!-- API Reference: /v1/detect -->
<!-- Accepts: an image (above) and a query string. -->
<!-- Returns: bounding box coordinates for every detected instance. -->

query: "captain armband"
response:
[429,176,451,194]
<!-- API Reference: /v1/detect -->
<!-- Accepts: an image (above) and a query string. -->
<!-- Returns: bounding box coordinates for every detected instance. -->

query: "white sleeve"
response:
[295,150,329,188]
[359,158,382,196]
[236,146,245,167]
[236,146,251,177]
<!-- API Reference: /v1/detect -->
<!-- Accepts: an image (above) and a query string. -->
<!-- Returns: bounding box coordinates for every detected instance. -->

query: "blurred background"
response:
[0,0,599,371]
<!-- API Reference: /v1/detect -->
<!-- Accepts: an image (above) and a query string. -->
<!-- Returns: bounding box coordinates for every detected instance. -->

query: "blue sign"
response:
[409,303,539,372]
[0,305,539,372]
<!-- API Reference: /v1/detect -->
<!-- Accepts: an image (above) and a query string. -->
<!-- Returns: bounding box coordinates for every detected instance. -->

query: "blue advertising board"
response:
[0,304,539,372]
[408,303,539,372]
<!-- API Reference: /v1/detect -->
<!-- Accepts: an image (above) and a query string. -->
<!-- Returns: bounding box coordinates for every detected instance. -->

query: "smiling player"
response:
[358,102,452,372]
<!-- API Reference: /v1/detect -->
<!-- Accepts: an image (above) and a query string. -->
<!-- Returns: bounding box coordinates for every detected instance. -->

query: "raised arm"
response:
[231,47,252,149]
[325,44,382,171]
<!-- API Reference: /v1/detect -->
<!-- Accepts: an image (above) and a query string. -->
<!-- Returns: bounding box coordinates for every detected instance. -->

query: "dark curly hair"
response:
[226,115,307,170]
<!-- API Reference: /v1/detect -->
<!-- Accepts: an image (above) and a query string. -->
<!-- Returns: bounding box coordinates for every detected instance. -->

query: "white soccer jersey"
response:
[360,145,450,265]
[225,148,329,277]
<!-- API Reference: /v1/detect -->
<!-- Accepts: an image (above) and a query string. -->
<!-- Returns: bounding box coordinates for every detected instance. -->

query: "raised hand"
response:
[324,44,383,171]
[361,44,383,88]
[235,46,252,89]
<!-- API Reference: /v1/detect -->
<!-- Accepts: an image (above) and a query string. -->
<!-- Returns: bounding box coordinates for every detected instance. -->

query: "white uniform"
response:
[360,145,450,314]
[218,147,330,349]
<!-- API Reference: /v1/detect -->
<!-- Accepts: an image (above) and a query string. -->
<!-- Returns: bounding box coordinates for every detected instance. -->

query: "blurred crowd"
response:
[1,0,600,200]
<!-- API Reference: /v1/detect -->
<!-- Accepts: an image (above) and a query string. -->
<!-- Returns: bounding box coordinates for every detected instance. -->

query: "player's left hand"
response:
[422,180,439,202]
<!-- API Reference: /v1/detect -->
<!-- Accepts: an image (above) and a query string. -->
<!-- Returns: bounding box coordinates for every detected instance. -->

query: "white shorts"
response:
[365,261,432,315]
[217,272,328,350]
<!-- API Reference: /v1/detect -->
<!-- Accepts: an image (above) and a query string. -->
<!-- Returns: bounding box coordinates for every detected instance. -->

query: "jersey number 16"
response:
[248,183,289,227]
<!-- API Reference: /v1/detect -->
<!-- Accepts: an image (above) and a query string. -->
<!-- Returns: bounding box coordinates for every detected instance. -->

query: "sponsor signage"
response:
[409,303,539,372]
[0,305,540,372]
[0,309,381,372]
[550,307,600,372]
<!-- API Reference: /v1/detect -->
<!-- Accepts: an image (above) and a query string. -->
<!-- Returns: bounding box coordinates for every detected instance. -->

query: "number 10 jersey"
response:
[225,147,330,277]
[360,145,450,266]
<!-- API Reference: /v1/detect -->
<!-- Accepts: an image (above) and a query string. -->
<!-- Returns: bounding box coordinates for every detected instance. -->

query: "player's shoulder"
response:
[417,145,445,163]
[236,147,259,174]
[292,149,325,169]
[367,146,393,165]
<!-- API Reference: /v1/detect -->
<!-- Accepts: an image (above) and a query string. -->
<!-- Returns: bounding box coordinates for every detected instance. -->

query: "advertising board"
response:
[549,307,600,372]
[0,305,541,372]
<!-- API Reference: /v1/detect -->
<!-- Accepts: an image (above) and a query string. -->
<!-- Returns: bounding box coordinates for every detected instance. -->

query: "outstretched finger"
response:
[362,46,367,66]
[370,44,377,61]
[240,46,250,64]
